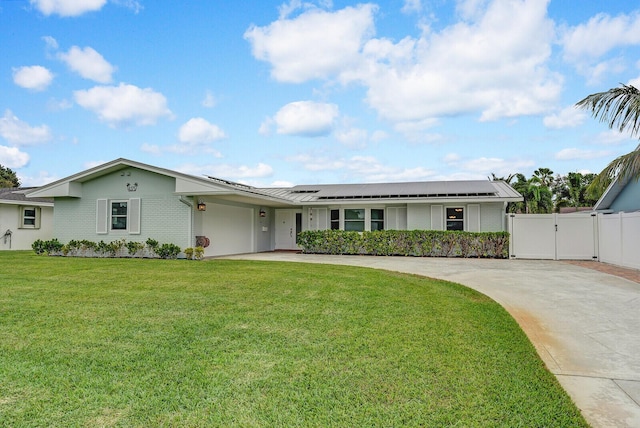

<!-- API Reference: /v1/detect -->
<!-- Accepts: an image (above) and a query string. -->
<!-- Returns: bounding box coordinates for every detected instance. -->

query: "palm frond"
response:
[575,84,640,137]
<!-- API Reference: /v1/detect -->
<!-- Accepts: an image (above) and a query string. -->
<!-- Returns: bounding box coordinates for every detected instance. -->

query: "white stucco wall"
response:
[0,204,53,250]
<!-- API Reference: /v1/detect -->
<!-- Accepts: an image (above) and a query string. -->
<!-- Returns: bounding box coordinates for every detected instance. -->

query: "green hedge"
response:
[297,230,509,259]
[32,238,186,260]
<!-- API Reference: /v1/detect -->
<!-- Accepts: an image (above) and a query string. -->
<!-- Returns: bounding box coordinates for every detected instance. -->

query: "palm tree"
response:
[575,84,640,193]
[533,168,554,187]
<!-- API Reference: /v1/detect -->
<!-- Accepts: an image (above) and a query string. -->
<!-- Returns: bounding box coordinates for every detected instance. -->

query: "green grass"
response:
[0,252,587,427]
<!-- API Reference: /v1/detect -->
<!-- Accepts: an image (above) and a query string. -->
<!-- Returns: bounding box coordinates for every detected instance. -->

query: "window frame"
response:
[446,207,464,231]
[370,208,385,231]
[20,206,40,229]
[110,200,128,231]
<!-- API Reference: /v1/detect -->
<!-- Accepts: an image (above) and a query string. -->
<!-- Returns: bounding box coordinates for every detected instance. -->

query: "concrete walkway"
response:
[221,252,640,428]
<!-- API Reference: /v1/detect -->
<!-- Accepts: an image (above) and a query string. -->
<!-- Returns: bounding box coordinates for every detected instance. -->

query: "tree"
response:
[552,172,599,211]
[533,168,554,187]
[0,165,20,188]
[575,84,640,193]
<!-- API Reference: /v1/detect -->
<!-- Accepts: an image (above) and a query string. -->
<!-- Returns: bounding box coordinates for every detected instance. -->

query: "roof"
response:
[259,180,522,204]
[0,187,53,206]
[24,158,522,206]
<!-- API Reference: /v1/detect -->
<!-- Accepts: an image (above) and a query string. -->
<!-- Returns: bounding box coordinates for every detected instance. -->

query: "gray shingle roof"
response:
[0,187,53,204]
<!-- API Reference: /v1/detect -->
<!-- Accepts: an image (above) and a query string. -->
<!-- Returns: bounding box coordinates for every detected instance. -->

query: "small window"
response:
[21,207,39,229]
[330,209,340,230]
[344,209,365,232]
[446,207,464,231]
[111,201,128,230]
[371,209,384,231]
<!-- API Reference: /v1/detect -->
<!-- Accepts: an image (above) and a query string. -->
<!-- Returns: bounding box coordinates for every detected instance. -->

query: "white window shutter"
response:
[96,199,108,234]
[467,204,480,232]
[431,205,443,230]
[128,198,141,234]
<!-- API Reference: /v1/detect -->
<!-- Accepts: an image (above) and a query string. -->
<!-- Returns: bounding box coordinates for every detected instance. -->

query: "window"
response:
[330,209,340,230]
[371,208,384,231]
[344,209,365,231]
[111,201,128,230]
[20,207,39,229]
[446,207,464,231]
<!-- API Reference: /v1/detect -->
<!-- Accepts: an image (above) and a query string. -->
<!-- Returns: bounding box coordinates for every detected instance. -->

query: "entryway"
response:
[275,210,302,250]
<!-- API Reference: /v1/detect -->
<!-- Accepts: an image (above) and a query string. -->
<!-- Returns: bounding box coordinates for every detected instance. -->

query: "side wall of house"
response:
[0,204,53,250]
[610,180,640,212]
[53,168,191,249]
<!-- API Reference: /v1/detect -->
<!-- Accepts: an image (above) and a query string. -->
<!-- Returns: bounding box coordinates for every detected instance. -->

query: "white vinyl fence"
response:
[509,211,640,270]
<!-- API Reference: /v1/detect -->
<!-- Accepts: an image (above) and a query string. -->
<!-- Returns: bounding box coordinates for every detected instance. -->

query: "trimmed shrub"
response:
[298,230,510,259]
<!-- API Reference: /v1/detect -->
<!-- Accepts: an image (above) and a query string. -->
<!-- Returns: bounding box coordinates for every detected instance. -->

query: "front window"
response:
[371,209,384,231]
[21,207,38,228]
[344,209,365,232]
[111,201,128,230]
[446,207,464,231]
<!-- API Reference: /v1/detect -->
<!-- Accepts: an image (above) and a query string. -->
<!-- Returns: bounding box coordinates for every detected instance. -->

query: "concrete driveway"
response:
[221,253,640,428]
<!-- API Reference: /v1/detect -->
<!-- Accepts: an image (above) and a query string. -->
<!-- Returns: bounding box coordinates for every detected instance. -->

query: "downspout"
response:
[179,196,195,247]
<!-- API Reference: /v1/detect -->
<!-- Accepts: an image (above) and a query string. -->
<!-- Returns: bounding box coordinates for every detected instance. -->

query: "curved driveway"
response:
[222,253,640,428]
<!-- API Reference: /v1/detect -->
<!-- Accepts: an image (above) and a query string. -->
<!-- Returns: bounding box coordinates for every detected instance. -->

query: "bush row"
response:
[32,238,204,260]
[297,230,510,259]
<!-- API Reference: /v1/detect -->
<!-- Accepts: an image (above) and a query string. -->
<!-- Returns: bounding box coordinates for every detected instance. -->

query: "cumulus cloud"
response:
[562,12,640,62]
[245,4,377,83]
[58,46,115,83]
[30,0,107,16]
[401,0,421,14]
[267,101,339,137]
[19,170,60,187]
[247,0,561,125]
[12,66,54,91]
[555,148,611,161]
[74,83,172,127]
[543,106,586,129]
[0,146,30,169]
[201,91,217,108]
[178,118,226,144]
[0,110,52,145]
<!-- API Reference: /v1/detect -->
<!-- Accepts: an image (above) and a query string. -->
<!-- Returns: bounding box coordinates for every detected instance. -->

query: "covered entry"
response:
[275,209,302,250]
[509,213,598,260]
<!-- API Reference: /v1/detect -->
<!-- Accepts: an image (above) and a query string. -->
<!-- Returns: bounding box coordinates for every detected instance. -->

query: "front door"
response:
[275,210,302,250]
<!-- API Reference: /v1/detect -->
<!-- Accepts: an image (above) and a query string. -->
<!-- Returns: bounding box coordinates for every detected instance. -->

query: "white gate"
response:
[509,213,598,260]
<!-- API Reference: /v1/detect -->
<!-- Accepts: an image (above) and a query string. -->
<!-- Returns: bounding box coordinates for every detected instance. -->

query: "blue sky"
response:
[2,0,640,187]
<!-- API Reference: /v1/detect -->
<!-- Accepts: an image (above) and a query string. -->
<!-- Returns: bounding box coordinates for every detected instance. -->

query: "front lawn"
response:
[0,252,587,427]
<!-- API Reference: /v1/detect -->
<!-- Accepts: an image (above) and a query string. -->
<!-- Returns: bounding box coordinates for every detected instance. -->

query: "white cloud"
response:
[245,4,377,83]
[0,110,52,145]
[19,170,60,187]
[201,91,217,108]
[0,146,30,169]
[401,0,421,14]
[58,46,115,83]
[178,118,226,144]
[30,0,107,16]
[248,1,561,125]
[12,66,54,91]
[461,156,535,177]
[288,153,435,182]
[555,148,611,161]
[176,162,274,180]
[270,101,339,137]
[443,153,461,164]
[334,126,368,148]
[42,35,59,50]
[562,12,640,62]
[74,83,172,127]
[543,106,586,129]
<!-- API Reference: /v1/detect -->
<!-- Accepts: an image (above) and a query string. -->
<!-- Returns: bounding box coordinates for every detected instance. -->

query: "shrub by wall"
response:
[32,238,186,260]
[297,230,509,259]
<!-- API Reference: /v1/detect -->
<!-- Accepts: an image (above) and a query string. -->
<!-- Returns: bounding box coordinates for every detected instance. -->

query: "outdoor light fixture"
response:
[259,209,266,217]
[197,201,206,211]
